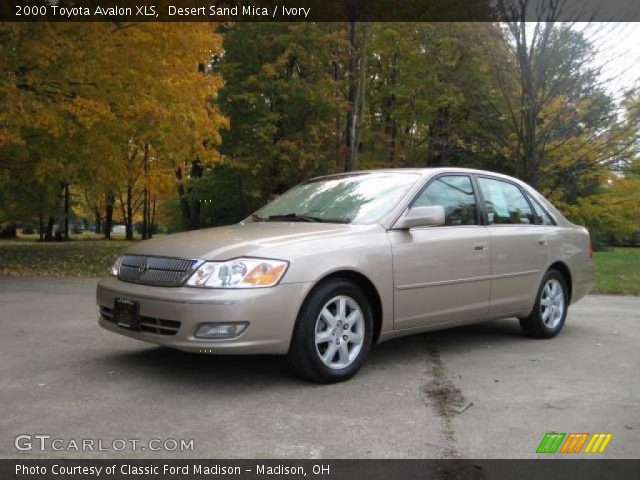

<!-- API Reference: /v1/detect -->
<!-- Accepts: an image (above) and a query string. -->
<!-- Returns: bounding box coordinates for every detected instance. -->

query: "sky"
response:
[580,22,640,100]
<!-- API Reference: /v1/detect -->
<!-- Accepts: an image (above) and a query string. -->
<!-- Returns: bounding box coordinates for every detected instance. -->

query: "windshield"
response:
[254,172,420,224]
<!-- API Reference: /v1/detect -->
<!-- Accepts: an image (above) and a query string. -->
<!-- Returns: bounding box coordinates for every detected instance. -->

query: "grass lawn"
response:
[1,237,638,295]
[0,237,134,277]
[592,247,640,296]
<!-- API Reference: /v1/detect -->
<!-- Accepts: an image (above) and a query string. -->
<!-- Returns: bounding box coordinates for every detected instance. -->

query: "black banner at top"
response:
[1,0,639,22]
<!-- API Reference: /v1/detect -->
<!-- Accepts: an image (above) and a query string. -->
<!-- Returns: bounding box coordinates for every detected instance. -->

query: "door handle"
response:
[473,241,488,251]
[538,238,548,246]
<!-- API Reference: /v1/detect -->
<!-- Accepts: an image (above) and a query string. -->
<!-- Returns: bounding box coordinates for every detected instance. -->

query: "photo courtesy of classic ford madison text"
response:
[2,1,640,475]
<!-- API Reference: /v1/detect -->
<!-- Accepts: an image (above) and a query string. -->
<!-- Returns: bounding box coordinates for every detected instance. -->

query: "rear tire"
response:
[287,279,373,383]
[520,269,569,339]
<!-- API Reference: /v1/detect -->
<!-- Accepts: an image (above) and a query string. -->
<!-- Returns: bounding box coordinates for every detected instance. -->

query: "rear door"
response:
[389,174,491,329]
[475,176,549,314]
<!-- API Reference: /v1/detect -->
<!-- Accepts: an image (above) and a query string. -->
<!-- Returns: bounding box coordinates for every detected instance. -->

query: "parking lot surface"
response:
[1,277,638,458]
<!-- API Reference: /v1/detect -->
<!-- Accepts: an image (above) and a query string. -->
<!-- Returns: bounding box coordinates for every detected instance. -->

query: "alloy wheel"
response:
[540,278,565,329]
[314,295,365,369]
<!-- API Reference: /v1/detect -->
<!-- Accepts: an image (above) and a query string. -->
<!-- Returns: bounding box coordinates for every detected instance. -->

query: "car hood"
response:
[124,222,368,261]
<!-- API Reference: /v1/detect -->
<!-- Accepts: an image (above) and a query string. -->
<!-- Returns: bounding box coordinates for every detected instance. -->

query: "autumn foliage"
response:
[0,22,226,240]
[0,21,638,246]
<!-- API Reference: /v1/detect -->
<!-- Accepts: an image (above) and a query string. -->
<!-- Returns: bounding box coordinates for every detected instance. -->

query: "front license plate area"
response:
[113,298,140,330]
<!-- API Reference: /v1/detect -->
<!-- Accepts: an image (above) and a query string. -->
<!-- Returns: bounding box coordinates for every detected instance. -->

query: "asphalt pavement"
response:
[0,277,638,459]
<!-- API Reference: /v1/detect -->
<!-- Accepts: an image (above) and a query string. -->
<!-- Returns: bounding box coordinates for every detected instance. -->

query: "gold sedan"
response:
[98,168,594,382]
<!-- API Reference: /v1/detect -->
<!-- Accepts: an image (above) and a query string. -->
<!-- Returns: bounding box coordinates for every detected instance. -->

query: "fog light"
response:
[194,322,248,339]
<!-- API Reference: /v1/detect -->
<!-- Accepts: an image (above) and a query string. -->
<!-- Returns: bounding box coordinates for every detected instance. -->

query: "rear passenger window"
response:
[477,177,534,225]
[413,175,478,225]
[527,194,556,225]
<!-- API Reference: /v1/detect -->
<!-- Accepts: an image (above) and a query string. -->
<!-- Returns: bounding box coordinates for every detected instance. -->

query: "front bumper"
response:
[96,276,312,354]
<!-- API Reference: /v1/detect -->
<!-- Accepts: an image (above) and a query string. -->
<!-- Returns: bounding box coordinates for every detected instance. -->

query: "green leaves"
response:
[216,23,347,202]
[1,22,637,246]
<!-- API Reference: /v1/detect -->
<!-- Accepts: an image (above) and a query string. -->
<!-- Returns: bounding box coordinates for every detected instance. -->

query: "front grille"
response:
[100,306,181,336]
[117,255,197,287]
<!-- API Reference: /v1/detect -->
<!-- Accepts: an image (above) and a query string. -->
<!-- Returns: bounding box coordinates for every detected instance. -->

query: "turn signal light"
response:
[244,263,286,286]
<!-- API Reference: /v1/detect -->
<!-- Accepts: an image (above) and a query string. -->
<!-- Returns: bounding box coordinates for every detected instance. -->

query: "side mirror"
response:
[394,205,445,230]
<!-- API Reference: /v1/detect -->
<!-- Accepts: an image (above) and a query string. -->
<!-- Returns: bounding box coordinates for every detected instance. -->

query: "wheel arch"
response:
[307,270,384,345]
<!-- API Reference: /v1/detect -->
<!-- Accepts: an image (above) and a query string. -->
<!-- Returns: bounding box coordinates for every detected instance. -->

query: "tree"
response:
[562,94,640,247]
[486,3,639,195]
[216,23,347,205]
[362,23,510,169]
[345,21,370,171]
[0,23,112,239]
[91,23,226,239]
[0,23,226,240]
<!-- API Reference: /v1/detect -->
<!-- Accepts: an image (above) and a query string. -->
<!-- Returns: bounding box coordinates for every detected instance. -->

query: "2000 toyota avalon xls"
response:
[97,168,594,382]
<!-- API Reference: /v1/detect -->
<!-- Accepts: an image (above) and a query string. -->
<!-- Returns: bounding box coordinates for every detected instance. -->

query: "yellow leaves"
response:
[61,97,114,128]
[0,129,25,148]
[608,174,640,225]
[33,157,66,184]
[260,63,278,78]
[1,22,228,230]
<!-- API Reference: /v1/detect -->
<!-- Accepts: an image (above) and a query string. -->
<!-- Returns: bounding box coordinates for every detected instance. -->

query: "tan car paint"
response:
[389,226,491,329]
[486,224,549,314]
[97,168,594,354]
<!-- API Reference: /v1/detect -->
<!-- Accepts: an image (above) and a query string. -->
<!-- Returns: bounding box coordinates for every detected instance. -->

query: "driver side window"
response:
[413,175,478,225]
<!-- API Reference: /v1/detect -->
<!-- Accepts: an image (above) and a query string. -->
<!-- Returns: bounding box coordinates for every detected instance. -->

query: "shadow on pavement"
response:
[100,346,298,386]
[97,318,528,385]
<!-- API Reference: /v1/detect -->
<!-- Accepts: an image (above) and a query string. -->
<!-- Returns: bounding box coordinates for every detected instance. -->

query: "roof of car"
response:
[323,167,521,181]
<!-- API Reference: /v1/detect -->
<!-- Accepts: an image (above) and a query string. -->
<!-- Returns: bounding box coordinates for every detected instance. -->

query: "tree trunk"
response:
[386,53,398,165]
[38,190,45,241]
[333,61,341,157]
[150,196,156,239]
[104,192,114,240]
[345,21,369,172]
[125,182,133,241]
[39,212,44,242]
[94,207,102,234]
[352,23,369,170]
[45,216,55,242]
[345,21,358,172]
[176,166,192,229]
[142,188,148,239]
[141,188,148,239]
[175,161,203,230]
[427,107,450,167]
[142,143,150,240]
[63,182,70,240]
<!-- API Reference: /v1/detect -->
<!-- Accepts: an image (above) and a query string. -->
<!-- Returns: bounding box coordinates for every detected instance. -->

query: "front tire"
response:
[520,270,569,338]
[287,279,374,383]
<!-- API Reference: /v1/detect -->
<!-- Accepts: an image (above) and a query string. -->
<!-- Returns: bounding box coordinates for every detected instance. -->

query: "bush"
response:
[0,222,17,238]
[134,222,161,235]
[159,198,184,234]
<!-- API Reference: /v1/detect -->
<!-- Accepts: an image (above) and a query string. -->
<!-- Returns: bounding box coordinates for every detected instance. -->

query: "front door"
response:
[389,174,491,329]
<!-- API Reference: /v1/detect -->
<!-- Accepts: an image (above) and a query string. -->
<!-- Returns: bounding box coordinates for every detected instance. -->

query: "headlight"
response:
[186,258,288,288]
[110,256,122,276]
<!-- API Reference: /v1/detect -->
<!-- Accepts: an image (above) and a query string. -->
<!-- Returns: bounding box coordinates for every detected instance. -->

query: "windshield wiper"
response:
[251,213,264,222]
[266,213,323,223]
